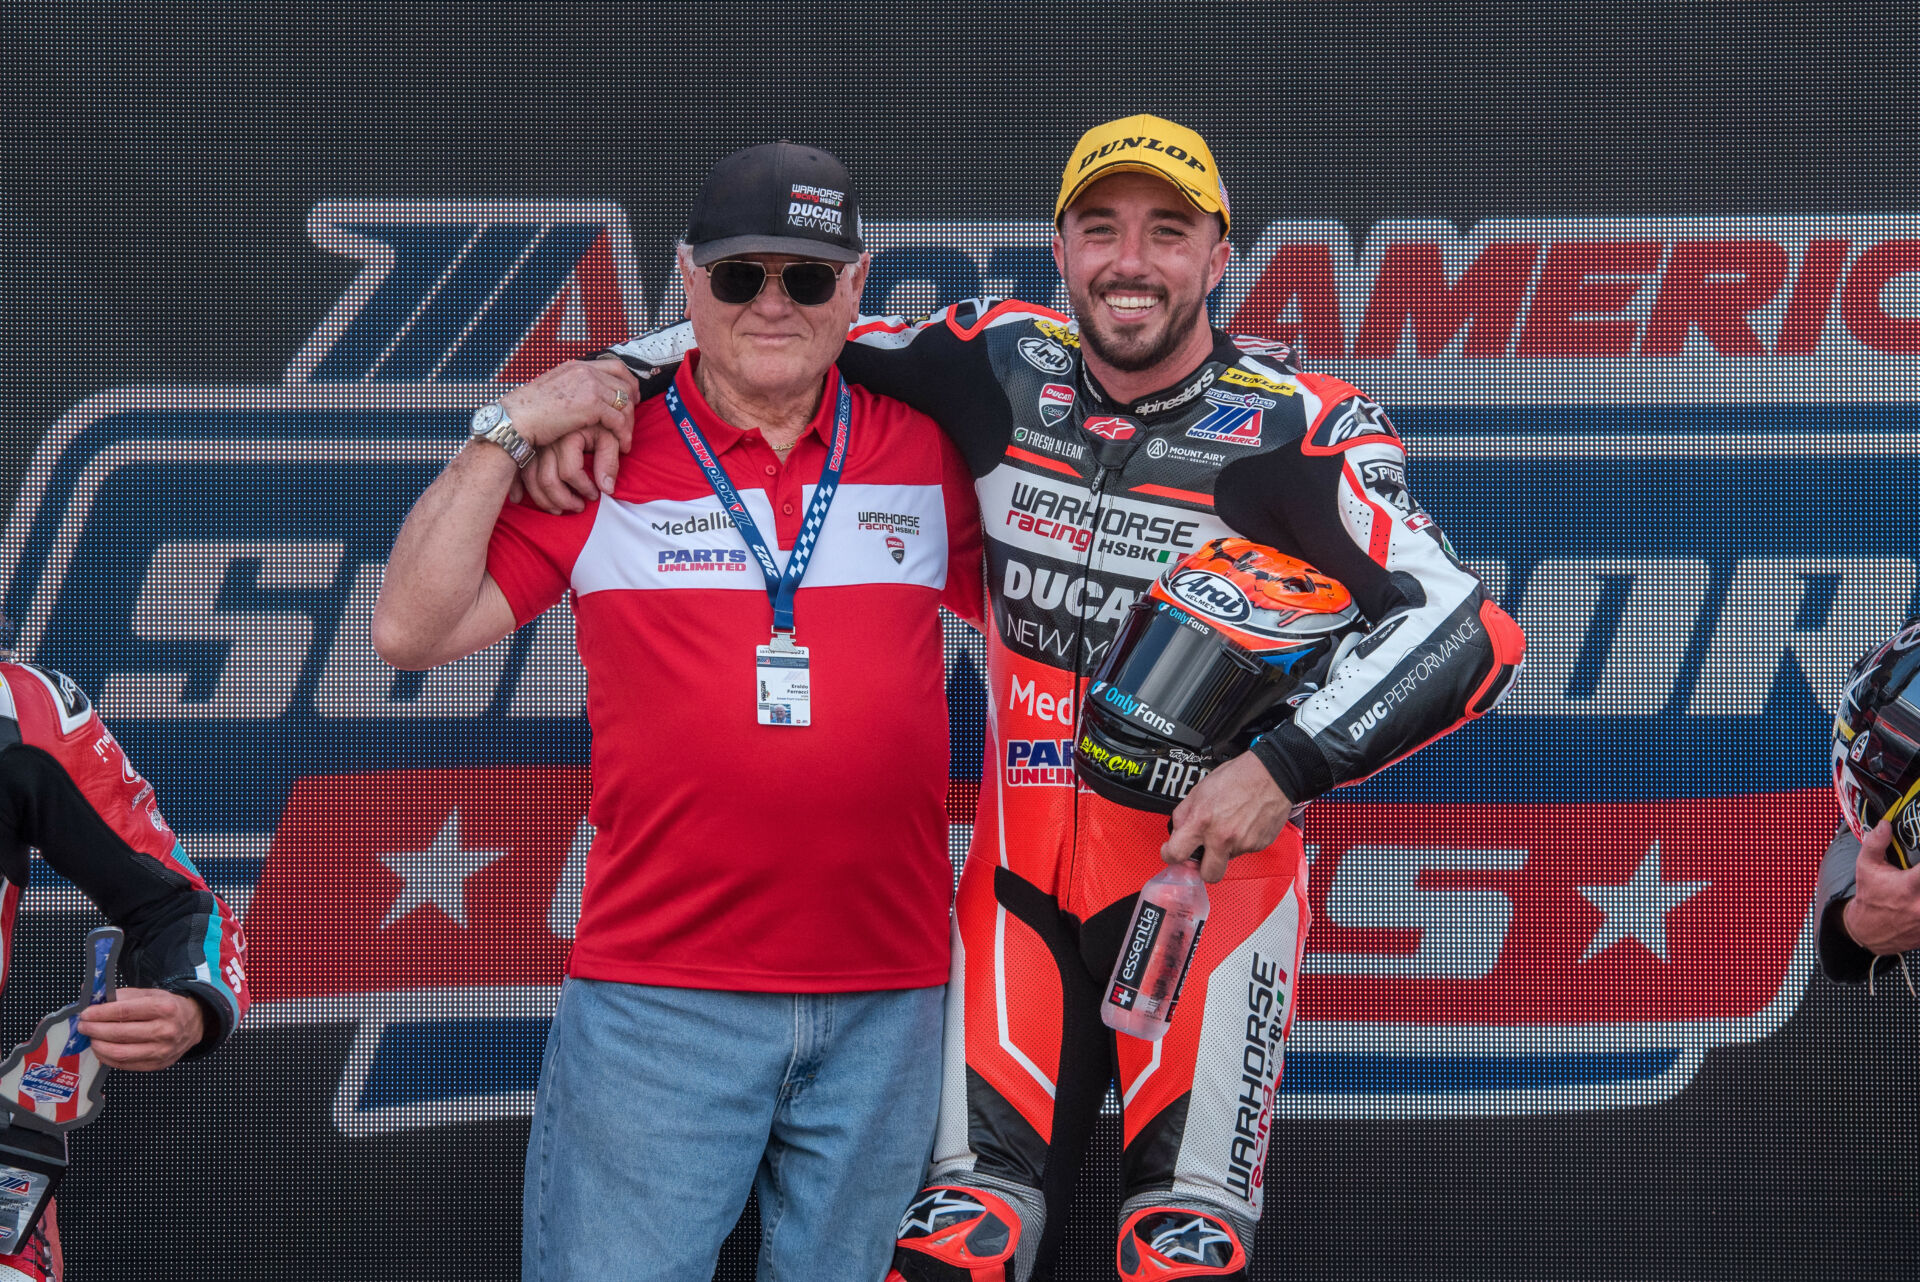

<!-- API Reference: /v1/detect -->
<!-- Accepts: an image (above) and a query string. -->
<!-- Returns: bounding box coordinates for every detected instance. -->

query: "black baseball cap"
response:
[685,141,865,266]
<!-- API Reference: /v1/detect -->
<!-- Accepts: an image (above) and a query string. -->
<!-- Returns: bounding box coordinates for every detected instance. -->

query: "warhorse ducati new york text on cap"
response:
[1054,113,1231,232]
[685,141,865,265]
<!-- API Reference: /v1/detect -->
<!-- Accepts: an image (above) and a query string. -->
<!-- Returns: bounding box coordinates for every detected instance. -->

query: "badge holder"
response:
[757,630,811,726]
[0,928,121,1252]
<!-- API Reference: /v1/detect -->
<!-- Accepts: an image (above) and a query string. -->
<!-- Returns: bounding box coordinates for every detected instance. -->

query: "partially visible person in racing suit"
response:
[0,659,249,1282]
[519,114,1524,1280]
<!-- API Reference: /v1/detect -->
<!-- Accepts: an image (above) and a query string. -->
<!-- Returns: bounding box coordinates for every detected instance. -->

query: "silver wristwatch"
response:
[469,403,534,467]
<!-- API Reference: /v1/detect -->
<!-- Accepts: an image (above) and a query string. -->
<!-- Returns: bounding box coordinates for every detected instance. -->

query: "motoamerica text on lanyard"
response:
[666,375,851,727]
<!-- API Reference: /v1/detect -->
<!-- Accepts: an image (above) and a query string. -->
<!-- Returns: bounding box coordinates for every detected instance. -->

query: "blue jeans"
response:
[522,978,944,1281]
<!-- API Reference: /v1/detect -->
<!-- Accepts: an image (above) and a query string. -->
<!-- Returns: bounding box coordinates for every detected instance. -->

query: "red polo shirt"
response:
[487,356,983,991]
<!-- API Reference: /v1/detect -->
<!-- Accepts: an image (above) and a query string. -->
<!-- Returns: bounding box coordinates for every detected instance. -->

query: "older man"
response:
[372,142,983,1281]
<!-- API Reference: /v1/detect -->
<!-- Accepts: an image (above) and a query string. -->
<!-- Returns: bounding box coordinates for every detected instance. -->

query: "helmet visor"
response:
[1091,601,1296,751]
[1861,690,1920,794]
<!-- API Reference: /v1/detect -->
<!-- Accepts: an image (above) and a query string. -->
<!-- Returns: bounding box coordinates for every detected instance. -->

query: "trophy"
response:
[0,928,121,1253]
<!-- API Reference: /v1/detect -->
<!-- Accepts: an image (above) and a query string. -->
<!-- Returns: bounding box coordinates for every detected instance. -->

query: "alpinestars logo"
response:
[898,1187,990,1237]
[1315,396,1399,448]
[1133,368,1215,415]
[1144,1216,1235,1266]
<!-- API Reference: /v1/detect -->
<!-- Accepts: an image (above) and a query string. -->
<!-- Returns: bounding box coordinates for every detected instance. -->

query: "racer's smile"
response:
[1098,283,1166,321]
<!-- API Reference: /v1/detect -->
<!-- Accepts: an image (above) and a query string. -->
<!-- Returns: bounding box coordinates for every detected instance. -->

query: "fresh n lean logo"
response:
[5,208,1916,1129]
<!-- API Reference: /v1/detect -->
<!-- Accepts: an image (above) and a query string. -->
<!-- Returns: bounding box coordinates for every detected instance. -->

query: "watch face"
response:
[470,404,505,436]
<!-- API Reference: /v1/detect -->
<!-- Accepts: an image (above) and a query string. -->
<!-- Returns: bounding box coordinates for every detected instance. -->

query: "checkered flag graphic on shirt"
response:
[793,481,836,561]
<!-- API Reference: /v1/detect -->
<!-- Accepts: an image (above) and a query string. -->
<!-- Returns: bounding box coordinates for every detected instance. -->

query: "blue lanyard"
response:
[666,374,851,635]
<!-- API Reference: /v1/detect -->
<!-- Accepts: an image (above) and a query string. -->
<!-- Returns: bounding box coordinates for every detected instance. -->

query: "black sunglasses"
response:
[704,259,849,307]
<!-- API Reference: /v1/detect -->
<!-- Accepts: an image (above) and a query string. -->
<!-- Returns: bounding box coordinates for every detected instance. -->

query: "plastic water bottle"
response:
[1102,859,1209,1040]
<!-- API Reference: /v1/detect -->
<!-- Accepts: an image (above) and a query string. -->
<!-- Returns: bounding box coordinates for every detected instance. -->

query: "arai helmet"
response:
[1075,538,1362,813]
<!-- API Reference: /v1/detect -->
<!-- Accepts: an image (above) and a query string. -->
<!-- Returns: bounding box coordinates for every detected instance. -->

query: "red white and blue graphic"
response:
[0,928,121,1131]
[1186,388,1271,445]
[4,207,1916,1132]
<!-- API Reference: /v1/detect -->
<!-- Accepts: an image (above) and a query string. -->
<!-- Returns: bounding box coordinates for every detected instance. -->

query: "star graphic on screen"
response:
[1576,839,1710,963]
[376,809,510,928]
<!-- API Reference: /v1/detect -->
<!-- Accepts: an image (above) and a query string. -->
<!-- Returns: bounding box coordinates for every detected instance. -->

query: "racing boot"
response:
[1116,1203,1250,1280]
[887,1182,1036,1282]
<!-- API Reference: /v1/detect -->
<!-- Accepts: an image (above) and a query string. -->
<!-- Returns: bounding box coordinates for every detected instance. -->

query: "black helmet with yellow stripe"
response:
[1834,621,1920,868]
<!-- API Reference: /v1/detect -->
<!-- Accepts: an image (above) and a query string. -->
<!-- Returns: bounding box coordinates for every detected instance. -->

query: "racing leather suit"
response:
[0,661,249,1281]
[606,300,1523,1278]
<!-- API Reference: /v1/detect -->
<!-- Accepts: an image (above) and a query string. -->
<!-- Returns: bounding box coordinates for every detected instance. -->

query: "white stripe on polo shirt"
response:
[571,481,951,597]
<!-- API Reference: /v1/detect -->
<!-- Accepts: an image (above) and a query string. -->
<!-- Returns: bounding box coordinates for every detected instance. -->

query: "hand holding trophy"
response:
[0,929,122,1253]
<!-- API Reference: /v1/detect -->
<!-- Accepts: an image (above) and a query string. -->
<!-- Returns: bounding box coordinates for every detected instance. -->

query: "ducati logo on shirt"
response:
[888,536,906,563]
[1083,415,1138,441]
[1038,382,1075,426]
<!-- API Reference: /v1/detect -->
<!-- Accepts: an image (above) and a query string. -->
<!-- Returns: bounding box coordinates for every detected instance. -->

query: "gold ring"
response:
[612,388,629,409]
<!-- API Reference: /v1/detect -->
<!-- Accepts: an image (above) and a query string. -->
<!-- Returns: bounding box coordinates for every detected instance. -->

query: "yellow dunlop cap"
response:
[1054,114,1230,232]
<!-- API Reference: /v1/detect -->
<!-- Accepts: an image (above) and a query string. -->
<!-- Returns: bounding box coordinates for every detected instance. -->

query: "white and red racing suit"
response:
[606,301,1523,1279]
[0,661,249,1281]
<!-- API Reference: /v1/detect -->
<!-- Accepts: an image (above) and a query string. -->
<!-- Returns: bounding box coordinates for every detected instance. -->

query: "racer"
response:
[0,659,249,1282]
[520,114,1524,1279]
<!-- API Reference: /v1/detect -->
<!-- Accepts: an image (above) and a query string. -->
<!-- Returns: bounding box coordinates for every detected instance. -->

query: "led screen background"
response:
[4,4,1919,1278]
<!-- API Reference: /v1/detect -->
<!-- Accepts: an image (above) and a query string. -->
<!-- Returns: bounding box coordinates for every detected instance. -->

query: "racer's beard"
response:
[1075,278,1210,374]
